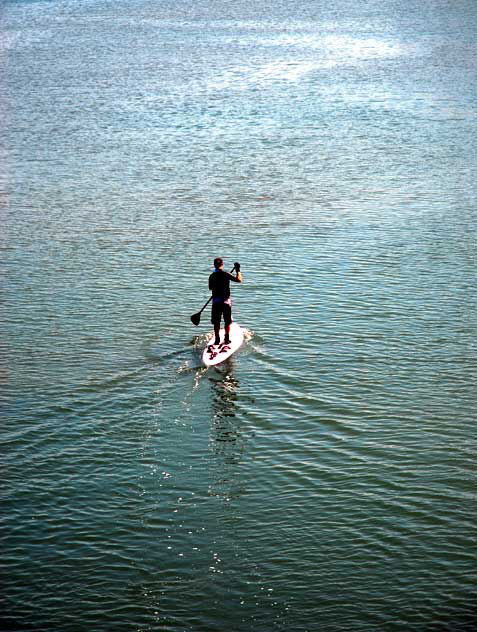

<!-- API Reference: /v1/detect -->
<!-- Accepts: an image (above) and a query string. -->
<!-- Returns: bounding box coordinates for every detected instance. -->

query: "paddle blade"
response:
[190,312,201,326]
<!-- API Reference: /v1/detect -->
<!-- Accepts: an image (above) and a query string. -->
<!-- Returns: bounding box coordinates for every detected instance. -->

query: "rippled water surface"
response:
[2,0,477,630]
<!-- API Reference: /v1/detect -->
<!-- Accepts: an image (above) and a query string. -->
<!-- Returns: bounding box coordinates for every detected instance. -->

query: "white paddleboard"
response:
[202,322,244,367]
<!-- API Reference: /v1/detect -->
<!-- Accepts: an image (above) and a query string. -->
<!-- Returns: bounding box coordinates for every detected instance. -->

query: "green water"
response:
[2,0,476,630]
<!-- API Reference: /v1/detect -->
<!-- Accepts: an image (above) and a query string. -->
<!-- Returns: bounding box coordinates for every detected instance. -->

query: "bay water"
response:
[2,0,476,630]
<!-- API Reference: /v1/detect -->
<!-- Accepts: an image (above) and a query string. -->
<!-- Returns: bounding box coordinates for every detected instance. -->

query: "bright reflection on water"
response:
[2,0,477,630]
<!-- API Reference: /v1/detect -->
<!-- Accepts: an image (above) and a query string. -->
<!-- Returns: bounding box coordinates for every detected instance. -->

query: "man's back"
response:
[209,269,237,300]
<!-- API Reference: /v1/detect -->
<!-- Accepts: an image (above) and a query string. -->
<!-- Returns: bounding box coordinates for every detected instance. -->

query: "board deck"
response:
[202,322,244,367]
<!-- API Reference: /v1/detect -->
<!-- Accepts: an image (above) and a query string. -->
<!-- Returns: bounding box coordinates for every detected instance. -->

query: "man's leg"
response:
[212,302,222,345]
[223,304,232,344]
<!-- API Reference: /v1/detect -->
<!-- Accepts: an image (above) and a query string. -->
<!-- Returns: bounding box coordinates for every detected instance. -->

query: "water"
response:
[2,0,476,630]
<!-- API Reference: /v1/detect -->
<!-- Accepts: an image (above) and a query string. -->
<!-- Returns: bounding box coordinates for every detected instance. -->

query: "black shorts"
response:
[211,301,232,326]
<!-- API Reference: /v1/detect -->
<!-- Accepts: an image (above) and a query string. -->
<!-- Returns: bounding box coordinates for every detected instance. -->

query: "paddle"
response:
[190,296,212,326]
[190,266,237,326]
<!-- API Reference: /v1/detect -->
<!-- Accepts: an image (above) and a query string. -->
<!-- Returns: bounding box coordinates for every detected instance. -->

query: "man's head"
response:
[213,257,224,269]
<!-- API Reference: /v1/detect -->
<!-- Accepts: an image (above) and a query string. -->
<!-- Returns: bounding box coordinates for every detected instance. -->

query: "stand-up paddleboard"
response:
[202,322,244,367]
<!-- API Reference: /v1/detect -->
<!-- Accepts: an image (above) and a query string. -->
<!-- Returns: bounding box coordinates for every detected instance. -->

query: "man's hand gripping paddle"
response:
[190,264,239,326]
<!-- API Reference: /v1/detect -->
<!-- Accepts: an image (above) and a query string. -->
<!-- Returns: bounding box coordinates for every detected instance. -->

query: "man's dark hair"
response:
[214,257,224,268]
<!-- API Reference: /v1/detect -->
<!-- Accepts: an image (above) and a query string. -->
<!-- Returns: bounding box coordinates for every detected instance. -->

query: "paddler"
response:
[209,258,242,346]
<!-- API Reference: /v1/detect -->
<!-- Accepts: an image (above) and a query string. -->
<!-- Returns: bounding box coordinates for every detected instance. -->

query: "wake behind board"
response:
[202,322,244,367]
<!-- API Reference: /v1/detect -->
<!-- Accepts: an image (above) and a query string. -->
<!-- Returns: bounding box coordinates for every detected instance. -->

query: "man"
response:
[209,258,242,346]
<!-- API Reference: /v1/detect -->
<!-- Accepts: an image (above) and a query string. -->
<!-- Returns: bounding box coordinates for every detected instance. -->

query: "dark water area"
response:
[2,0,476,630]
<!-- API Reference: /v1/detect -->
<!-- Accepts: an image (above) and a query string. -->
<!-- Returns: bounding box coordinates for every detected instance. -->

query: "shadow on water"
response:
[206,361,247,502]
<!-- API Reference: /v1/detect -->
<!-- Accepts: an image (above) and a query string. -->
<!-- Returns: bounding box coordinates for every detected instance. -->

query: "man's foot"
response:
[223,337,231,345]
[214,338,221,346]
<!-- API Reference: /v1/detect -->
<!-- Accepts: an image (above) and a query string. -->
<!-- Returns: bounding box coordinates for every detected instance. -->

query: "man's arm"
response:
[228,264,242,283]
[226,271,242,283]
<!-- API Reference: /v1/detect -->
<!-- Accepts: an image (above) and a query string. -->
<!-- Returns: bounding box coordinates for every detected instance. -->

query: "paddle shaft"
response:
[196,295,212,317]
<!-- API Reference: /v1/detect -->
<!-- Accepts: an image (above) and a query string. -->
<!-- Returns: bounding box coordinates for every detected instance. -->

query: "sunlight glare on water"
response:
[2,0,477,630]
